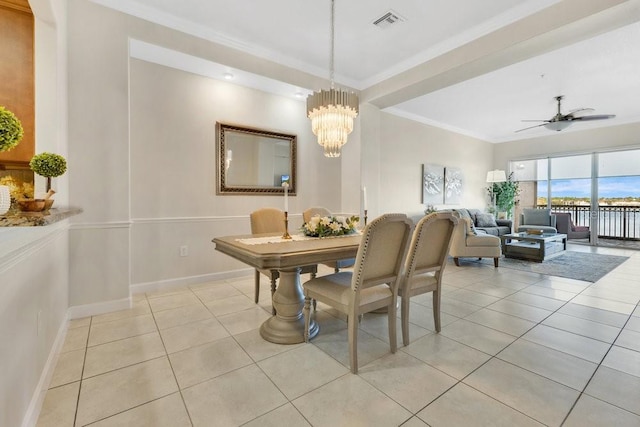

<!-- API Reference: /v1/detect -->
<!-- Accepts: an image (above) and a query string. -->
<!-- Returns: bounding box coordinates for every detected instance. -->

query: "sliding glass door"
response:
[510,149,640,247]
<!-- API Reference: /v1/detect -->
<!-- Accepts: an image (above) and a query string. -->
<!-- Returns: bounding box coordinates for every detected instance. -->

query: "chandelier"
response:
[307,0,359,158]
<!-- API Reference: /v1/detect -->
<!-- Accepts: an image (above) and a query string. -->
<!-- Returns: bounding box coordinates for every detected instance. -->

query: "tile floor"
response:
[37,244,640,426]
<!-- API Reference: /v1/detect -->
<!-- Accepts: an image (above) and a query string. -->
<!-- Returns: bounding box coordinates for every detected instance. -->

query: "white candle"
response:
[362,186,367,210]
[283,182,289,212]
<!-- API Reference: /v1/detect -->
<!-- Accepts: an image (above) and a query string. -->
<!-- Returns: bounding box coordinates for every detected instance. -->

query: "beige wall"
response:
[128,59,341,286]
[373,112,495,218]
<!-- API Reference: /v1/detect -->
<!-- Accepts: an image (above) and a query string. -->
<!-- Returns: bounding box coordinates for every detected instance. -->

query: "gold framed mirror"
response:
[216,122,297,195]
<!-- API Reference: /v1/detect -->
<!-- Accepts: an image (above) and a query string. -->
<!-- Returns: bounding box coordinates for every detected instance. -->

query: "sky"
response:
[538,176,640,198]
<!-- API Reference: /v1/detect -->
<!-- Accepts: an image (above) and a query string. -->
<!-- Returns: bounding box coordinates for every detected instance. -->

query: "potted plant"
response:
[487,172,520,218]
[0,106,24,153]
[29,152,67,192]
[0,106,25,215]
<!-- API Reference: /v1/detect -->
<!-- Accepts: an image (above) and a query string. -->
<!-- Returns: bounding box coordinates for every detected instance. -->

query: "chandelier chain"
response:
[329,0,335,89]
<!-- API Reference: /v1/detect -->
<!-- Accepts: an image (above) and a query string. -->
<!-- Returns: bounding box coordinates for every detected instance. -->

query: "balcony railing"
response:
[538,204,640,241]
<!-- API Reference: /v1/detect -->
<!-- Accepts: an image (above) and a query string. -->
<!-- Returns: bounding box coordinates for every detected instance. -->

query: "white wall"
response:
[0,225,70,427]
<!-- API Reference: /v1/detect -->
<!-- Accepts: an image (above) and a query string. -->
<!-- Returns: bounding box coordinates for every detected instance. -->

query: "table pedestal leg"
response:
[260,267,319,344]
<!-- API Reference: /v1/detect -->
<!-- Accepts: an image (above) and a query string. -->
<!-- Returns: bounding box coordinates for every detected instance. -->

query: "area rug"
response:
[470,251,629,282]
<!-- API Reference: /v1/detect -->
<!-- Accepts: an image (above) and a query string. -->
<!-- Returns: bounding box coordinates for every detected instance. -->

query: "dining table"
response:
[213,232,361,344]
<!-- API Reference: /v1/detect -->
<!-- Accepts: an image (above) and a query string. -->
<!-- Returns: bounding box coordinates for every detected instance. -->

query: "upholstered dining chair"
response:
[399,212,458,346]
[250,208,317,313]
[303,207,356,273]
[302,213,413,374]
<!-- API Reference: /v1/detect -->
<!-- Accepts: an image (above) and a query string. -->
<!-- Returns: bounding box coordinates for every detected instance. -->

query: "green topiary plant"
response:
[0,106,24,152]
[29,152,67,192]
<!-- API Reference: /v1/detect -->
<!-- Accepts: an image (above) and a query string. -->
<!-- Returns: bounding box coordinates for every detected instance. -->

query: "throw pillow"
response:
[475,213,498,228]
[455,209,477,236]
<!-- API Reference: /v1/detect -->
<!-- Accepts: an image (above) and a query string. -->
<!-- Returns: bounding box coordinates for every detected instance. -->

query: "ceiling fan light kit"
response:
[516,95,615,133]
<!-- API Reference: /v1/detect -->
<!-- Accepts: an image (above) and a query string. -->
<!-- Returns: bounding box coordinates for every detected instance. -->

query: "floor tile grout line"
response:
[72,315,92,427]
[147,293,196,427]
[559,300,640,426]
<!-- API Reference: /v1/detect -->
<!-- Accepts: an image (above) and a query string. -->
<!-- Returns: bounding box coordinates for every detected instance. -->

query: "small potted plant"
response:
[0,106,24,153]
[29,152,67,192]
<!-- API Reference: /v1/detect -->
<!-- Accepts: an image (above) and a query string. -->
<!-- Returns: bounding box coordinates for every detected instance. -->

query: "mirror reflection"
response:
[217,122,296,195]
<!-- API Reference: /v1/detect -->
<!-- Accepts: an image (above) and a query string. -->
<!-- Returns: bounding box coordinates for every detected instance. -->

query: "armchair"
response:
[554,212,590,240]
[518,208,557,233]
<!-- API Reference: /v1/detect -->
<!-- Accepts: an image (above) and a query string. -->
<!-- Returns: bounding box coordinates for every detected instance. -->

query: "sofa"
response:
[453,208,512,236]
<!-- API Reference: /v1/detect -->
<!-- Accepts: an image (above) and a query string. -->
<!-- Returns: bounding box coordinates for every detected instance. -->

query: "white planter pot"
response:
[0,185,10,215]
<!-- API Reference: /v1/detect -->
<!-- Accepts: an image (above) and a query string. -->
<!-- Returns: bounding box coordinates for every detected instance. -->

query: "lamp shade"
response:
[486,170,507,183]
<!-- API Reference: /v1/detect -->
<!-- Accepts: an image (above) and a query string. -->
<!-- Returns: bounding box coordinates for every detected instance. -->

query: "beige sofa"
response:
[449,210,502,267]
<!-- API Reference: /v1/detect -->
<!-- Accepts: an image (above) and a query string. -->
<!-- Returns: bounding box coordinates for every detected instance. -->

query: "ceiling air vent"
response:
[372,10,406,29]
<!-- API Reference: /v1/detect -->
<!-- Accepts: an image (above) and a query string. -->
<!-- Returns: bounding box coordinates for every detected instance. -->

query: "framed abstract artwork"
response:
[444,166,464,204]
[422,164,444,205]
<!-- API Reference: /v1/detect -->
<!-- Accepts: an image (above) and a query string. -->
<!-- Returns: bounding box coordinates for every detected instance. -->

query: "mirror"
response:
[216,122,297,195]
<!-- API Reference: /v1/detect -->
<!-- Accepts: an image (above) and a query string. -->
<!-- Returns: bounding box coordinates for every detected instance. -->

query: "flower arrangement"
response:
[0,106,24,152]
[302,215,359,237]
[0,176,34,202]
[29,152,67,191]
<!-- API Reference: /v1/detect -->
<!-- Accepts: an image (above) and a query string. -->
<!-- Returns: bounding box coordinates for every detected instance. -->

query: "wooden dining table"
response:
[213,233,361,344]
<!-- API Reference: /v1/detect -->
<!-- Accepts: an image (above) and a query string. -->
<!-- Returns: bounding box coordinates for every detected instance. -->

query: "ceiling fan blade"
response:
[520,120,550,122]
[572,114,616,121]
[567,107,595,116]
[515,123,548,133]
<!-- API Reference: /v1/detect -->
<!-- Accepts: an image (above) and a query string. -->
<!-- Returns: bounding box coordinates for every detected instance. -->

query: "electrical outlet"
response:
[179,245,188,257]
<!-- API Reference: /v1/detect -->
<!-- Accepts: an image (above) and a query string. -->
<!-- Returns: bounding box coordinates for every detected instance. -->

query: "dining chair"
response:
[303,207,356,273]
[250,208,317,313]
[399,212,458,346]
[302,213,413,374]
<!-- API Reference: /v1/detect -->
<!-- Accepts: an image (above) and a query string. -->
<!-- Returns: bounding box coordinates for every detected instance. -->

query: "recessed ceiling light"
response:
[223,72,234,80]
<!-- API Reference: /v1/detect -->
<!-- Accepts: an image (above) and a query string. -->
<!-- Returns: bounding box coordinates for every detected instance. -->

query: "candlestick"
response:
[283,182,289,212]
[282,211,292,239]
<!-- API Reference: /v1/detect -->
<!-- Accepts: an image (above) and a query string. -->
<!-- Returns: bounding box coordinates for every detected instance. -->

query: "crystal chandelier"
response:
[307,0,359,158]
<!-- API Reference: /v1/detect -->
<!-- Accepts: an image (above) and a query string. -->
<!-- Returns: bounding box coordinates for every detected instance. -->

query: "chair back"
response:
[403,212,458,283]
[303,207,331,223]
[351,214,413,292]
[250,208,285,234]
[521,208,556,227]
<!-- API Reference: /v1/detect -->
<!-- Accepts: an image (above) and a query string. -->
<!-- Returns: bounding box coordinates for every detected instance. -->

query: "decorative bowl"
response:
[18,199,47,212]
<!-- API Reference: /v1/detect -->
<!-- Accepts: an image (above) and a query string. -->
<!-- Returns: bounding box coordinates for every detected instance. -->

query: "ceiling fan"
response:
[516,95,616,133]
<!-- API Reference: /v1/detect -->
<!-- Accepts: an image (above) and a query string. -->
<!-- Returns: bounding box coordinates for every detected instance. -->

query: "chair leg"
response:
[303,297,312,343]
[401,294,411,346]
[453,257,460,267]
[432,289,442,332]
[312,299,317,311]
[254,270,260,304]
[388,301,397,354]
[493,257,499,267]
[348,315,358,374]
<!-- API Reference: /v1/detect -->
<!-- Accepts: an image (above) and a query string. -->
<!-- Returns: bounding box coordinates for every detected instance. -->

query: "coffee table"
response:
[500,232,567,262]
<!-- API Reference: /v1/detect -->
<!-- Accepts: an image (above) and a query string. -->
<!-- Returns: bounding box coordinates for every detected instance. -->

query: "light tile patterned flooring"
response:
[37,244,640,426]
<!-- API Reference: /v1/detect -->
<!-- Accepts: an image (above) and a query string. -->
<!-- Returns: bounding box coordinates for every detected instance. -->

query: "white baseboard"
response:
[130,268,253,295]
[21,312,69,427]
[67,297,131,320]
